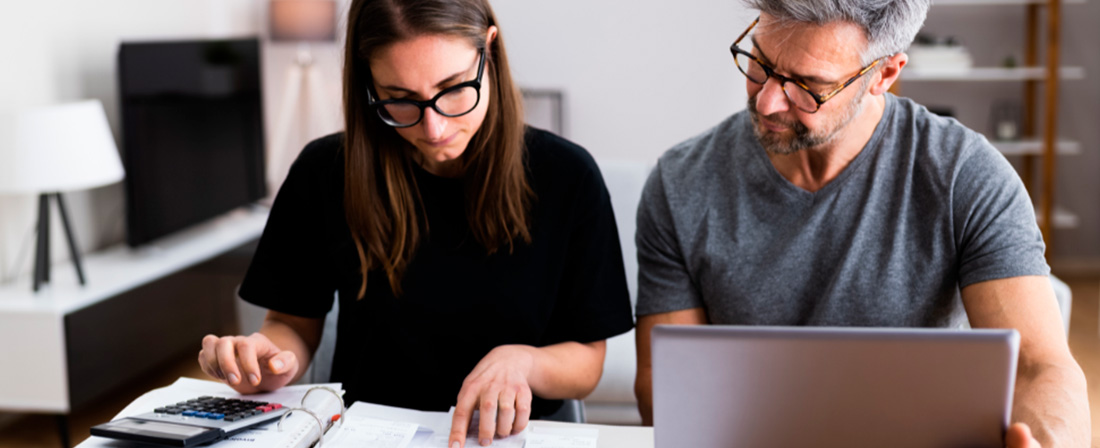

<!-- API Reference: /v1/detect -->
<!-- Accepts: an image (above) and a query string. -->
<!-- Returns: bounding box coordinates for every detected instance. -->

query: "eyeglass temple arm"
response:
[817,58,882,103]
[734,17,760,47]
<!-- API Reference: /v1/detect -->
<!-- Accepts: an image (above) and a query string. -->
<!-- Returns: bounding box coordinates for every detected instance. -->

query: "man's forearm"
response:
[635,367,654,426]
[1013,360,1090,447]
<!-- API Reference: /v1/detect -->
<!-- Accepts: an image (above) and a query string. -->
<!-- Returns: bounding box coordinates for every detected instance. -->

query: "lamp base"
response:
[33,192,86,293]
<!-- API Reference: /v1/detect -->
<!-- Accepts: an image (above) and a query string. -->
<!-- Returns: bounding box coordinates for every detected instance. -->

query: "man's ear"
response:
[869,52,907,96]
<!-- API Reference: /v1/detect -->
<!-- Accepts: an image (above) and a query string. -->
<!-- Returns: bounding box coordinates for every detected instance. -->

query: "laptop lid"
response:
[651,325,1019,448]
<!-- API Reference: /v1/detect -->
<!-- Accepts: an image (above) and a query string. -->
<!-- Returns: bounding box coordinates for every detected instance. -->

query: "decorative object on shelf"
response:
[522,89,566,136]
[268,0,339,192]
[0,99,125,292]
[990,99,1023,141]
[907,34,973,75]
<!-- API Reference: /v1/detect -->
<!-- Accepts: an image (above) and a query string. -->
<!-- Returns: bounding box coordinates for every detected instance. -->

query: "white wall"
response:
[493,1,753,163]
[0,0,1096,285]
[0,0,265,283]
[0,0,753,285]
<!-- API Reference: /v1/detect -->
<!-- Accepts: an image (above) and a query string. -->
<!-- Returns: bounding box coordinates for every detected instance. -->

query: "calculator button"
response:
[209,413,225,420]
[182,410,197,417]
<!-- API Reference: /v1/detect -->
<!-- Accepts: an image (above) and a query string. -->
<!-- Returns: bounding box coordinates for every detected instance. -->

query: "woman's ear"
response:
[869,52,907,96]
[486,25,499,50]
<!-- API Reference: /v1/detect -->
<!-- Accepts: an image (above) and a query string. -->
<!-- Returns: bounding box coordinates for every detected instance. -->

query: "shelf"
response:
[933,0,1085,5]
[993,139,1081,156]
[1036,206,1079,229]
[0,206,268,413]
[0,206,268,315]
[903,66,1085,81]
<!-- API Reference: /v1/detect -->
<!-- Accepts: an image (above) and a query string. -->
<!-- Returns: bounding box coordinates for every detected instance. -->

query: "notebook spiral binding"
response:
[277,386,346,448]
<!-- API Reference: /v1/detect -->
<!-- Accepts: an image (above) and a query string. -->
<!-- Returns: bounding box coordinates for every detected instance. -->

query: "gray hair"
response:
[743,0,930,65]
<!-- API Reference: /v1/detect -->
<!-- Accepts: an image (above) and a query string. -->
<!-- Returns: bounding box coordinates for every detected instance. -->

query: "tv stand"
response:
[0,207,269,445]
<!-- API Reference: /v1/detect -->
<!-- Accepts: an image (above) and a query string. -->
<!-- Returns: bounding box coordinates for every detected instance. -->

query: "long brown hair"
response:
[343,0,531,298]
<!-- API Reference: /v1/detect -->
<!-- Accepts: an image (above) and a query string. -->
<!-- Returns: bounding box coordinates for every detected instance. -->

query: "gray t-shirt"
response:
[635,94,1049,327]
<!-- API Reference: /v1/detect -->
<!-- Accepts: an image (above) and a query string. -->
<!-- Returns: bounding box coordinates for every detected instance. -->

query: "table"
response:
[530,420,654,447]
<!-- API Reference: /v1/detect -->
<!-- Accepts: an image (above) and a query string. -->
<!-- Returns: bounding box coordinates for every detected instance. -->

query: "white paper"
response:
[530,427,598,438]
[524,426,598,448]
[524,433,598,448]
[414,433,525,448]
[326,416,418,448]
[346,403,526,448]
[346,401,453,433]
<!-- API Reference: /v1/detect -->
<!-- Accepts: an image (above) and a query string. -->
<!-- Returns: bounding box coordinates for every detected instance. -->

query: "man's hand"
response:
[1006,423,1041,448]
[449,345,535,447]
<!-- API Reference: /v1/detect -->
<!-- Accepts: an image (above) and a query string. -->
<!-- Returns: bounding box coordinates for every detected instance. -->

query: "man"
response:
[632,0,1090,446]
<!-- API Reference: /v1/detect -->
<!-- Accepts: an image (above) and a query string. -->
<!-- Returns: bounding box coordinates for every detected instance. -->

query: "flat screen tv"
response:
[118,37,266,247]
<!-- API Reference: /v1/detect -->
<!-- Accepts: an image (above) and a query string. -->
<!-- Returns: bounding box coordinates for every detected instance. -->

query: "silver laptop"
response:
[651,325,1019,448]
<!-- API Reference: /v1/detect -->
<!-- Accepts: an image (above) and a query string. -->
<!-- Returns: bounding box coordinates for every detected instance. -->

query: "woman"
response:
[197,0,633,446]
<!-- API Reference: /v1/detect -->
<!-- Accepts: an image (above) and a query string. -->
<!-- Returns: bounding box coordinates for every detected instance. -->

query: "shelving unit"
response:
[0,207,266,443]
[898,0,1084,254]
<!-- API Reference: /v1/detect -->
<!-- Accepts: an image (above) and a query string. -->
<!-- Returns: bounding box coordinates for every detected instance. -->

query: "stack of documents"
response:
[338,401,599,448]
[77,378,602,448]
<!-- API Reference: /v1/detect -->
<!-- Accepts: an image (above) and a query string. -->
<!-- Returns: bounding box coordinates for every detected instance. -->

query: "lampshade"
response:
[270,0,338,42]
[0,99,125,194]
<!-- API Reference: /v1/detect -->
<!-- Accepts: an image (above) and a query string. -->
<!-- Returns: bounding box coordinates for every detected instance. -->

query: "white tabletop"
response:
[530,420,654,448]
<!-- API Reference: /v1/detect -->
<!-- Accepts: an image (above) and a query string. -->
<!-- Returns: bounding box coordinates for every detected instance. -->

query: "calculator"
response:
[90,395,289,447]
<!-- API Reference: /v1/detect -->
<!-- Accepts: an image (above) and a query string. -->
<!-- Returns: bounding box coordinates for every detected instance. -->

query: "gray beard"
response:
[748,89,866,156]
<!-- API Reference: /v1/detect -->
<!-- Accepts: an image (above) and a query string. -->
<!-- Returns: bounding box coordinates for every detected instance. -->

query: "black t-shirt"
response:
[239,127,634,418]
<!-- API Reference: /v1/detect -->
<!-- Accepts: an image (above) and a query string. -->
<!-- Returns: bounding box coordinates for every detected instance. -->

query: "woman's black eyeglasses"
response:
[367,50,486,128]
[730,17,880,114]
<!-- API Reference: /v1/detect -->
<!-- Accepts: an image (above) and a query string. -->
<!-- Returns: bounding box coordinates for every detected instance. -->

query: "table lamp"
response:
[0,99,125,292]
[268,0,339,191]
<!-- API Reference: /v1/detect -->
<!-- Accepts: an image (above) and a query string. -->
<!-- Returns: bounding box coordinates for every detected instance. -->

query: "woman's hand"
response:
[198,332,300,394]
[1005,423,1041,448]
[449,345,536,448]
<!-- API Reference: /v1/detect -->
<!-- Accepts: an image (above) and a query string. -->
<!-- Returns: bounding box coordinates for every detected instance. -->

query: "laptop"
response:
[651,325,1019,448]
